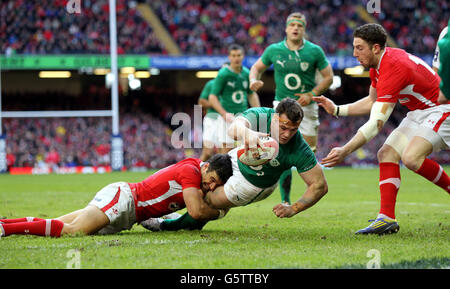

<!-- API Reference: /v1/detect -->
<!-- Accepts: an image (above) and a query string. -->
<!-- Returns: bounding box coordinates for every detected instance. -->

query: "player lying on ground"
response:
[141,98,328,232]
[313,23,450,235]
[0,154,233,238]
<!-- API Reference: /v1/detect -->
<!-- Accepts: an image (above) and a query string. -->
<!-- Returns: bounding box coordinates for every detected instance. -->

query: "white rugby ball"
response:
[237,136,279,166]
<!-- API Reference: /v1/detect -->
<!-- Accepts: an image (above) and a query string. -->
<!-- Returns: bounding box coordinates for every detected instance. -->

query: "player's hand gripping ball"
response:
[237,136,279,166]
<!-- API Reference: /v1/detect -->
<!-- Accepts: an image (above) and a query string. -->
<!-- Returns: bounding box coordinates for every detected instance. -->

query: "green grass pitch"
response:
[0,167,449,269]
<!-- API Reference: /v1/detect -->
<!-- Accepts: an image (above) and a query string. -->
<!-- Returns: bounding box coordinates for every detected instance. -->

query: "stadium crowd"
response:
[0,0,163,55]
[1,0,448,56]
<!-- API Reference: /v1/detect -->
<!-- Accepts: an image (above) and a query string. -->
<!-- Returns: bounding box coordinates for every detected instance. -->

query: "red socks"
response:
[378,159,450,220]
[0,219,64,238]
[0,217,44,223]
[378,162,401,219]
[415,158,450,194]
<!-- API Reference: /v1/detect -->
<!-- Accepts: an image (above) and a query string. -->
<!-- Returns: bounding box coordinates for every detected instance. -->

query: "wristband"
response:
[335,105,349,117]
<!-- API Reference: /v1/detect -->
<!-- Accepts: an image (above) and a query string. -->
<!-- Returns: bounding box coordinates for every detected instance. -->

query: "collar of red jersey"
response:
[377,48,387,71]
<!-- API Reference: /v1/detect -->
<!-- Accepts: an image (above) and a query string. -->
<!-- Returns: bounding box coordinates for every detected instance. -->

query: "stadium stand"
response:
[0,0,164,54]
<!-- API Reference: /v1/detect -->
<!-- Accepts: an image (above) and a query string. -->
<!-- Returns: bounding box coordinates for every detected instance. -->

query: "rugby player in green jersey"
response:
[208,44,261,154]
[249,12,333,205]
[141,99,329,232]
[434,19,449,104]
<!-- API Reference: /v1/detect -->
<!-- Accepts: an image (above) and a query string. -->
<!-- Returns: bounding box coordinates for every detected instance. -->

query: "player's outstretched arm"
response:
[313,85,378,117]
[249,58,269,92]
[273,163,328,218]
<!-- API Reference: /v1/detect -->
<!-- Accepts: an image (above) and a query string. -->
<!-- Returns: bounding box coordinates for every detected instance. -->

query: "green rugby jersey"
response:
[211,65,252,114]
[237,107,317,188]
[438,20,450,100]
[199,79,219,119]
[261,39,329,101]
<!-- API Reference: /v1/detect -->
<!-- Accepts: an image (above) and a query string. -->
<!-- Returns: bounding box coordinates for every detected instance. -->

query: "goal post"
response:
[0,0,124,173]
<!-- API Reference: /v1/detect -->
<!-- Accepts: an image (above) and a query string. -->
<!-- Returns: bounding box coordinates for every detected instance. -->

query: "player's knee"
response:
[401,150,422,171]
[377,145,399,162]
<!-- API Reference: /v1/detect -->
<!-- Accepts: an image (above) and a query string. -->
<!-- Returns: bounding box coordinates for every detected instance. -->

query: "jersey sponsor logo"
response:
[227,81,236,88]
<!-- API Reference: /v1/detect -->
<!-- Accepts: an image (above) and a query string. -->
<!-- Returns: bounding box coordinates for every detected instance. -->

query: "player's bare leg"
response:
[56,209,85,224]
[200,141,215,161]
[403,136,450,193]
[401,136,433,171]
[60,205,109,236]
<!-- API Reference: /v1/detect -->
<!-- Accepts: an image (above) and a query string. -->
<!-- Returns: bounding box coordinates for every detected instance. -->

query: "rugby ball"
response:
[237,136,279,166]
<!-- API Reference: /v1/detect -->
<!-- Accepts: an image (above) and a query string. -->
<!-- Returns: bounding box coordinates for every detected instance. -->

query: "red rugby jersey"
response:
[128,158,202,222]
[370,47,441,110]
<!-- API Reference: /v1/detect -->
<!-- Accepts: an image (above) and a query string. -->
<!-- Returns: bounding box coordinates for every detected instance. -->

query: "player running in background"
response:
[198,78,219,161]
[0,154,232,238]
[432,19,449,104]
[143,98,328,232]
[249,12,333,205]
[208,44,261,154]
[313,23,450,235]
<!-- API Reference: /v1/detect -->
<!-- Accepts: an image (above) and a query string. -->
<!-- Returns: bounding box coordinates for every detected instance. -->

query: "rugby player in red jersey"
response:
[313,23,450,235]
[0,154,232,237]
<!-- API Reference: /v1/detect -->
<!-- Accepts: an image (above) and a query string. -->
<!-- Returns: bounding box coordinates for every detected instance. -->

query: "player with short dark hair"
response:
[313,23,450,235]
[0,154,233,237]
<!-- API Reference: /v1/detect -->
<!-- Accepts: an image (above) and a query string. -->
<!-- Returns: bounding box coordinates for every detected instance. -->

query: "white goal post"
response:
[0,0,123,173]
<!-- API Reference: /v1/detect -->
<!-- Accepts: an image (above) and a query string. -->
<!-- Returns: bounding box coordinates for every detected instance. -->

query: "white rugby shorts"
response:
[202,115,221,147]
[88,182,137,234]
[385,104,450,153]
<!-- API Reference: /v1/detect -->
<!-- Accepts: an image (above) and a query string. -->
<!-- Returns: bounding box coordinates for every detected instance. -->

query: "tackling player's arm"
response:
[183,187,227,221]
[249,57,269,92]
[273,163,328,218]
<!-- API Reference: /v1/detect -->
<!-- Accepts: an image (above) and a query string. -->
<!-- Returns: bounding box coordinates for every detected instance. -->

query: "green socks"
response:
[161,212,207,231]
